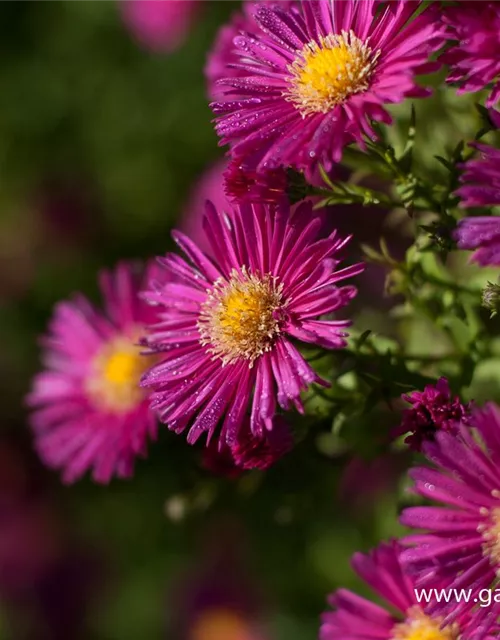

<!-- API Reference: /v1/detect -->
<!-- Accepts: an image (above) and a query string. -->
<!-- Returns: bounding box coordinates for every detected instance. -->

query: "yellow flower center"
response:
[390,607,459,640]
[479,499,500,567]
[85,332,152,413]
[286,30,379,116]
[198,268,284,367]
[190,609,254,640]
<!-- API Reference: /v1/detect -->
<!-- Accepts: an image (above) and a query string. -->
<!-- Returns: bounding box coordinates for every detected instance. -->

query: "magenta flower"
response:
[202,416,291,476]
[27,262,159,484]
[455,144,500,209]
[141,200,363,447]
[223,159,288,205]
[393,377,470,452]
[201,441,243,480]
[230,416,292,470]
[321,541,487,640]
[454,217,500,267]
[453,140,500,265]
[121,0,200,53]
[441,2,500,107]
[205,1,294,101]
[400,403,500,632]
[211,0,443,175]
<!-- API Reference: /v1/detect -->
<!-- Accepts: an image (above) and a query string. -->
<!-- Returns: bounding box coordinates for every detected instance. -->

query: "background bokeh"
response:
[1,2,498,639]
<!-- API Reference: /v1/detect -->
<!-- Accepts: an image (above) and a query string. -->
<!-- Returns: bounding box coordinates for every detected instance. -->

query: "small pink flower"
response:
[223,160,288,205]
[121,0,201,53]
[230,416,292,470]
[393,377,470,452]
[202,416,292,475]
[454,217,500,267]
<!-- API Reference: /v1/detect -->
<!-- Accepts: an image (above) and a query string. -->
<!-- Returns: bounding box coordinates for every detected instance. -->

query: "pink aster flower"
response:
[455,144,500,210]
[223,159,288,205]
[121,0,200,53]
[27,262,159,484]
[400,403,500,633]
[454,217,500,267]
[141,199,363,447]
[393,377,471,452]
[441,2,500,107]
[202,416,292,476]
[230,415,292,470]
[453,140,500,265]
[322,540,495,640]
[205,0,294,101]
[211,0,443,175]
[201,442,243,479]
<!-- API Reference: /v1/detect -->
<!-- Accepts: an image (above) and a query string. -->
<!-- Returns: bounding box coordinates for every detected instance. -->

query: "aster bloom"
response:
[201,441,243,479]
[393,377,470,452]
[141,199,363,447]
[400,403,500,633]
[454,217,500,267]
[27,262,159,484]
[321,540,487,640]
[455,142,500,209]
[229,415,292,470]
[121,0,200,53]
[201,416,291,477]
[223,159,288,204]
[211,0,443,175]
[441,2,500,107]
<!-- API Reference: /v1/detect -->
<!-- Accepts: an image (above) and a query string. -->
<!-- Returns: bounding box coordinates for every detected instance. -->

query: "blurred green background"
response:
[1,2,495,639]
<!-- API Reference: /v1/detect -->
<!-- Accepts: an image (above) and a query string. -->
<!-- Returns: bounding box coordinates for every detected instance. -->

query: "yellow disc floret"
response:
[199,267,284,367]
[286,30,379,116]
[390,606,460,640]
[86,331,152,413]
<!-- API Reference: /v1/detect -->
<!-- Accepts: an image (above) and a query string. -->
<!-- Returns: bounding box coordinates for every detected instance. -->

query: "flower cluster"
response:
[26,0,500,637]
[393,377,471,452]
